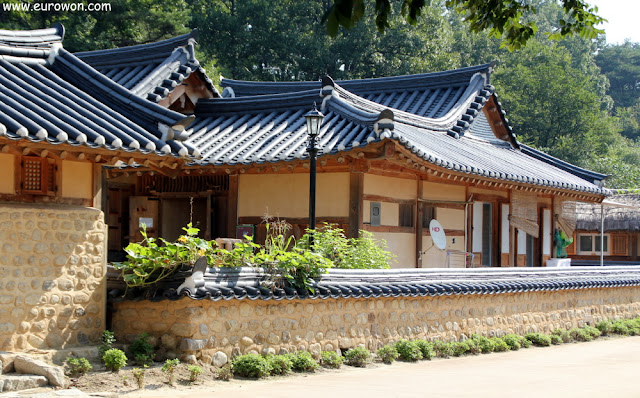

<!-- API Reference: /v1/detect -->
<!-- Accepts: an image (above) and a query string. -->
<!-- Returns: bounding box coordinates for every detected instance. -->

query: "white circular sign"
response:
[429,219,447,250]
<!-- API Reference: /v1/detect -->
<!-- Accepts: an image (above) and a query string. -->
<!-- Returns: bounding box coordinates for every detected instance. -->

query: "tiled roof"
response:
[76,30,218,103]
[187,74,606,194]
[107,265,640,302]
[0,25,198,158]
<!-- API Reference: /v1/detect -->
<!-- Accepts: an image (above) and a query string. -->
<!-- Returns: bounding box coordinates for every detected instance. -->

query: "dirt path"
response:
[123,336,640,398]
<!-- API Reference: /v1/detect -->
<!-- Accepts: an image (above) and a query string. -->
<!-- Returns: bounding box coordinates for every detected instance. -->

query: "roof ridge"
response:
[195,89,322,116]
[0,23,64,62]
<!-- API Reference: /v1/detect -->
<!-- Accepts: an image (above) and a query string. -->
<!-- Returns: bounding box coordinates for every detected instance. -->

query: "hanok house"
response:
[72,32,220,256]
[0,25,198,352]
[103,61,609,268]
[570,191,640,265]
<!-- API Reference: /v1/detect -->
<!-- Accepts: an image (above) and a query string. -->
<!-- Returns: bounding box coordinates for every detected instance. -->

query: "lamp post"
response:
[305,104,325,248]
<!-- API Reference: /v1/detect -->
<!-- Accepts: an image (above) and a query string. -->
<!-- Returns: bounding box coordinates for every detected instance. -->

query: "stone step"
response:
[0,374,48,392]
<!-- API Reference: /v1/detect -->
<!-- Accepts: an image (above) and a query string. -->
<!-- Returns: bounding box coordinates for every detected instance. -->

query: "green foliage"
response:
[103,349,127,372]
[98,330,116,360]
[552,329,571,343]
[583,325,602,339]
[550,334,563,345]
[470,335,495,353]
[432,341,454,358]
[611,320,631,335]
[520,336,533,348]
[414,340,435,360]
[300,224,394,269]
[65,357,92,377]
[393,339,423,361]
[162,358,180,384]
[501,334,522,351]
[131,333,154,365]
[491,338,510,352]
[287,351,319,372]
[188,365,203,382]
[113,224,215,288]
[450,341,470,357]
[343,347,372,367]
[265,355,292,376]
[569,328,593,342]
[524,333,552,347]
[217,364,232,381]
[320,351,344,369]
[132,367,146,389]
[595,320,613,336]
[376,345,399,364]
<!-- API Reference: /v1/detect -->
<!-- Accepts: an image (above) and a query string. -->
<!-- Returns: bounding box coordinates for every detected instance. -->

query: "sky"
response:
[587,0,640,44]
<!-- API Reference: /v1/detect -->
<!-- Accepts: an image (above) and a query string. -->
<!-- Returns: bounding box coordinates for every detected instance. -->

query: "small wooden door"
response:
[129,196,159,243]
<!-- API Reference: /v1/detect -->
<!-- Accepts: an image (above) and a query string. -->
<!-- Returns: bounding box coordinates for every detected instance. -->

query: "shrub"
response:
[471,335,495,353]
[491,338,510,352]
[465,339,482,355]
[552,329,571,343]
[320,351,344,369]
[550,335,563,345]
[450,341,470,357]
[377,345,399,364]
[611,320,630,335]
[343,347,371,367]
[132,367,146,389]
[266,355,292,376]
[98,330,116,360]
[415,340,435,359]
[569,328,593,342]
[131,333,154,364]
[188,365,203,382]
[501,334,521,351]
[65,357,92,377]
[288,351,319,372]
[525,333,552,347]
[231,354,269,379]
[394,340,423,362]
[217,364,232,381]
[595,320,613,335]
[433,341,453,358]
[520,335,532,348]
[162,358,181,384]
[583,325,602,339]
[103,349,127,372]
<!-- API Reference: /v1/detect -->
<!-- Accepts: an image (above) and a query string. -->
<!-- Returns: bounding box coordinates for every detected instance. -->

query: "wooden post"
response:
[416,177,423,268]
[227,174,239,238]
[348,172,364,239]
[93,163,104,210]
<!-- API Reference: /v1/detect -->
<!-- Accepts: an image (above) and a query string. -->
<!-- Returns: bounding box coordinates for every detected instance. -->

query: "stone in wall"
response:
[0,204,106,351]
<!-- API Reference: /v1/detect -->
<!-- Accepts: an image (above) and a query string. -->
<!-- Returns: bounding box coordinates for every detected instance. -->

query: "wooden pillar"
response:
[227,175,238,238]
[500,203,510,266]
[416,177,423,268]
[92,163,105,210]
[348,172,364,239]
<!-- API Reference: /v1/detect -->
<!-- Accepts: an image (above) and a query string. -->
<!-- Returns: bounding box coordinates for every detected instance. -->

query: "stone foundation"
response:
[112,286,640,365]
[0,203,107,351]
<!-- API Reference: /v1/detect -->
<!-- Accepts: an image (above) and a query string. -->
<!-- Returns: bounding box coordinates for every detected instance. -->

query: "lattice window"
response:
[422,204,436,228]
[612,234,629,256]
[399,203,414,228]
[21,156,56,195]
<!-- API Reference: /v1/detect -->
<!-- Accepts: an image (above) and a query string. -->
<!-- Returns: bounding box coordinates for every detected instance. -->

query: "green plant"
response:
[471,335,495,353]
[414,340,435,359]
[464,339,482,355]
[266,355,292,376]
[433,341,454,358]
[103,349,127,372]
[583,325,602,339]
[611,320,631,335]
[524,333,552,347]
[569,328,593,342]
[188,365,203,382]
[217,364,232,381]
[394,339,423,361]
[320,351,344,369]
[287,351,319,372]
[131,333,155,364]
[343,347,371,367]
[113,224,216,288]
[162,358,180,384]
[520,335,532,348]
[491,338,510,352]
[595,320,613,335]
[550,334,563,345]
[65,357,92,377]
[450,341,470,357]
[231,354,270,378]
[377,345,399,364]
[98,330,116,360]
[132,367,146,389]
[552,329,571,343]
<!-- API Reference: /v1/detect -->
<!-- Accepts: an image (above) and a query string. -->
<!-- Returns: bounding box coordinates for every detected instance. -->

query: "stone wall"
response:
[0,203,106,351]
[112,286,640,365]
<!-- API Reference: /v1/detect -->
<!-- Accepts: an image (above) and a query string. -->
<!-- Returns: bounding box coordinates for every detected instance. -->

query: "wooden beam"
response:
[363,193,414,205]
[348,172,364,239]
[238,216,349,225]
[416,177,423,268]
[227,175,239,237]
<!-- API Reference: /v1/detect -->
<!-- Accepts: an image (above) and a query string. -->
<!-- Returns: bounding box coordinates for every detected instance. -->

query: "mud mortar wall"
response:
[112,286,640,365]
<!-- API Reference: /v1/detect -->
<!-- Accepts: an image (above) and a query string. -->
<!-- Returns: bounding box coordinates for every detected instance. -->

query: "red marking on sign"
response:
[432,227,440,232]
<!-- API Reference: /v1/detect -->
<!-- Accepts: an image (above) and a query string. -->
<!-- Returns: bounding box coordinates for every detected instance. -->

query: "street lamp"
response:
[305,104,325,248]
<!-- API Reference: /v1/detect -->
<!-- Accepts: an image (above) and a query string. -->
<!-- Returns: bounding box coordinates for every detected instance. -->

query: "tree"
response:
[595,42,640,110]
[322,0,605,50]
